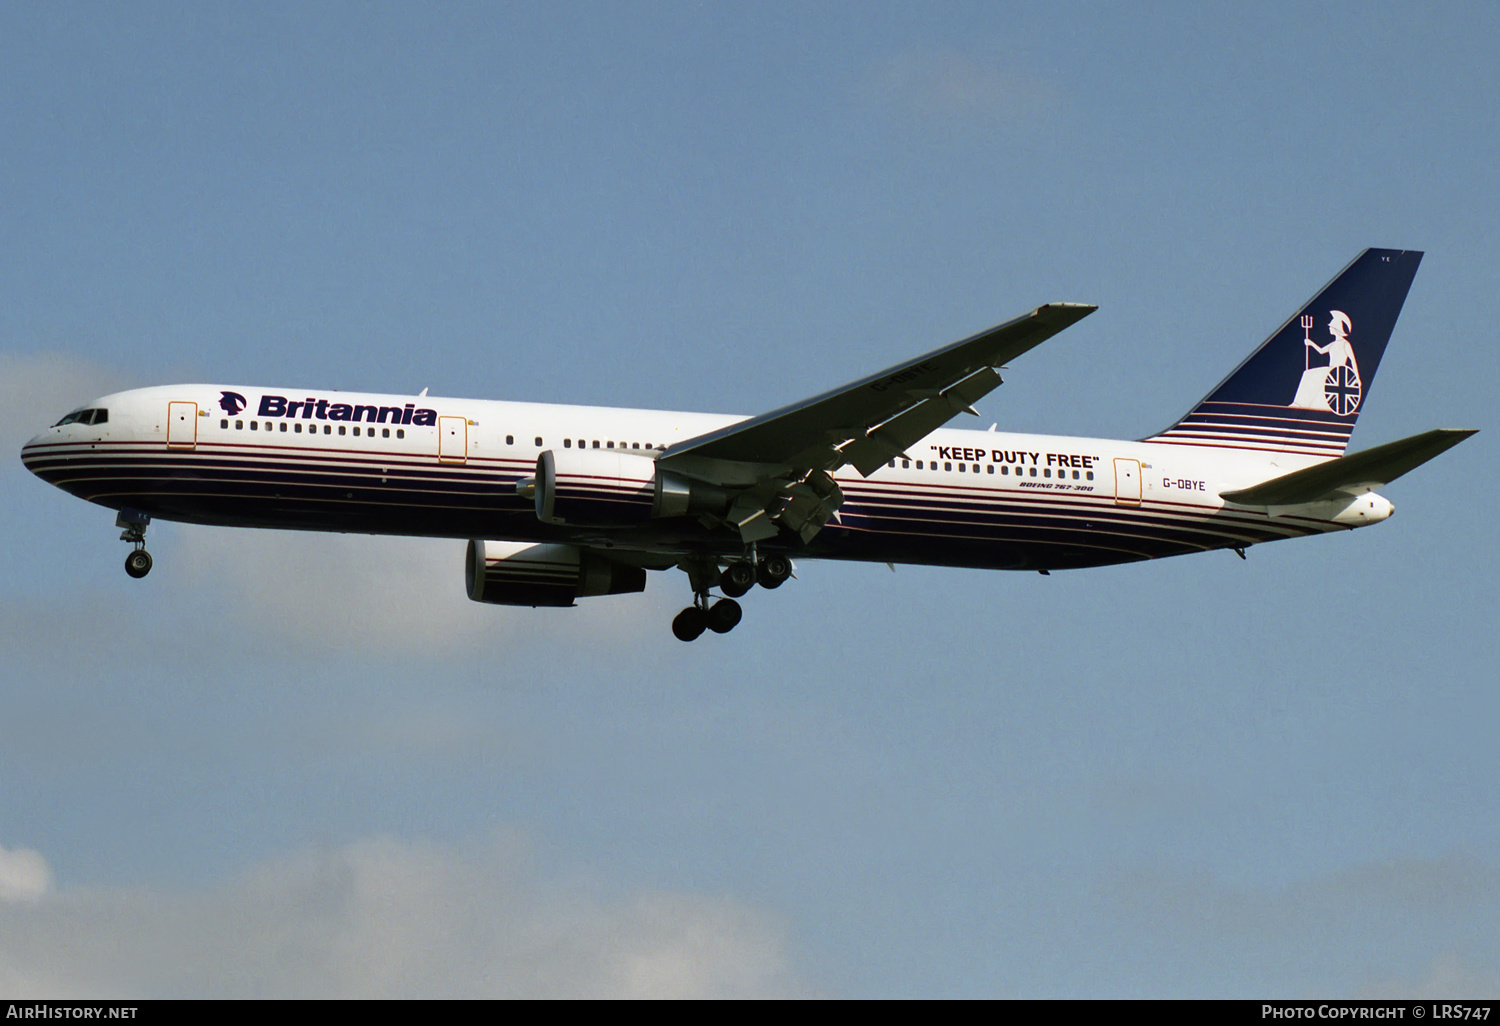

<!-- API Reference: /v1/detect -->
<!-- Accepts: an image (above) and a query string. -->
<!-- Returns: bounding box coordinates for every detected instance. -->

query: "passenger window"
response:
[382,428,390,438]
[280,423,287,432]
[506,435,514,445]
[250,421,258,431]
[593,440,600,449]
[986,465,994,474]
[902,460,910,468]
[632,442,640,449]
[534,436,542,447]
[944,462,952,472]
[1030,468,1037,477]
[236,420,243,430]
[1044,468,1051,477]
[221,419,228,429]
[915,460,923,469]
[1001,466,1008,475]
[1086,471,1094,481]
[1072,470,1079,479]
[338,426,346,435]
[324,425,331,434]
[564,439,572,448]
[958,463,965,472]
[295,423,302,433]
[607,441,614,448]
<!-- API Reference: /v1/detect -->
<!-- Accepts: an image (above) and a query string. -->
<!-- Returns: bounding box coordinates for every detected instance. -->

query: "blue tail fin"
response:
[1146,248,1422,457]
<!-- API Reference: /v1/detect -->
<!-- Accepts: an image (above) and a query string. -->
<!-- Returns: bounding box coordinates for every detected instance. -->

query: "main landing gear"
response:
[671,554,793,641]
[117,510,153,579]
[671,595,742,642]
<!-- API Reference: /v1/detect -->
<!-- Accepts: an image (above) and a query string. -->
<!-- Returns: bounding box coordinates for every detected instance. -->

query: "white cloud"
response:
[1107,854,1500,930]
[0,843,53,903]
[866,49,1057,129]
[0,352,128,463]
[1356,954,1500,999]
[1101,854,1500,997]
[169,525,671,658]
[0,833,810,998]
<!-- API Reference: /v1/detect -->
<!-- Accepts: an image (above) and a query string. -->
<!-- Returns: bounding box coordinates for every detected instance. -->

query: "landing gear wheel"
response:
[124,549,153,579]
[706,598,742,634]
[757,554,792,590]
[719,562,755,598]
[672,606,707,642]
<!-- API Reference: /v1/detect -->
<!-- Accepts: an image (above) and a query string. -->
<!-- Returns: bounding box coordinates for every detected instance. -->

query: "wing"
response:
[1221,428,1477,506]
[661,303,1095,476]
[657,302,1095,543]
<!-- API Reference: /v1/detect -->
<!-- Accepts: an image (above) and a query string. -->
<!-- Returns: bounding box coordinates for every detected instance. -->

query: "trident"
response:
[1301,314,1315,369]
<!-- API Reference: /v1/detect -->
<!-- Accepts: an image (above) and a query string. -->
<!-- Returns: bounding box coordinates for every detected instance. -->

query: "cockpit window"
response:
[52,408,108,427]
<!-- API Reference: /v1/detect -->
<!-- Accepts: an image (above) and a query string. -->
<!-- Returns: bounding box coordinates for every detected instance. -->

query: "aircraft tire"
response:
[756,555,791,590]
[706,598,742,634]
[672,606,706,642]
[719,563,755,598]
[124,549,153,579]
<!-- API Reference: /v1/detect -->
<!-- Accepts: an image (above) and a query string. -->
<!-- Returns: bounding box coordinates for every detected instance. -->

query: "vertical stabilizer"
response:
[1146,249,1421,457]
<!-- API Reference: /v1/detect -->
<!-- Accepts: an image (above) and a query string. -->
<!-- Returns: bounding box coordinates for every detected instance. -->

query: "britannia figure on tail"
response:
[1291,311,1362,415]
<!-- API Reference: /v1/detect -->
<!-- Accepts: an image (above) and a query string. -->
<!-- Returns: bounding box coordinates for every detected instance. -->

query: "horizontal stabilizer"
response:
[1221,428,1476,506]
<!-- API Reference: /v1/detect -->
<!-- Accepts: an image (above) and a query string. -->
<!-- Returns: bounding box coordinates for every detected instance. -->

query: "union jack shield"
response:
[1325,364,1362,416]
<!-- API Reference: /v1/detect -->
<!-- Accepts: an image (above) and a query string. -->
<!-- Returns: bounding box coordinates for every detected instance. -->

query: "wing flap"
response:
[1221,428,1476,506]
[840,366,1001,475]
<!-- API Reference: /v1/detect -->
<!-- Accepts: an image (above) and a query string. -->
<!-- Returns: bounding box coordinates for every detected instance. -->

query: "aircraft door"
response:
[1113,457,1141,506]
[439,416,468,464]
[167,401,198,449]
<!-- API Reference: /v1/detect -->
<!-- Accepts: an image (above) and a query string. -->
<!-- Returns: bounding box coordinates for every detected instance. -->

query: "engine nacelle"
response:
[465,539,646,607]
[532,449,726,526]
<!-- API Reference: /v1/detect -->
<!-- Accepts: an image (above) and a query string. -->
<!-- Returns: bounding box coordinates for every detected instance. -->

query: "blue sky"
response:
[2,1,1497,997]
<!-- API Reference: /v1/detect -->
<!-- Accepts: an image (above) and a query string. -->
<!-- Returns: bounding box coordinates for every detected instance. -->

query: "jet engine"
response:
[465,539,646,607]
[526,449,727,526]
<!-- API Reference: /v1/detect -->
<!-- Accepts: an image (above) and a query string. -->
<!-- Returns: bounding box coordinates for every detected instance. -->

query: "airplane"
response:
[20,248,1476,641]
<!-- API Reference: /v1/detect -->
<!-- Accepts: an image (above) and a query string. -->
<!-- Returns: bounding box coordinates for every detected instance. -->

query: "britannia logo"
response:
[1289,311,1362,416]
[219,391,248,416]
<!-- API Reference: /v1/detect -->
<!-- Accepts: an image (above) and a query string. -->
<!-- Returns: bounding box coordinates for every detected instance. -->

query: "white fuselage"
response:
[22,383,1390,575]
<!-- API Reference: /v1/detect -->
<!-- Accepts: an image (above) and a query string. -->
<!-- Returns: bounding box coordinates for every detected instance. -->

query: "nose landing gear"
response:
[117,510,153,579]
[124,549,153,579]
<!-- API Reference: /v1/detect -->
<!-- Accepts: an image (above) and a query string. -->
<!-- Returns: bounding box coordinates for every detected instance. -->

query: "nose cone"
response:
[20,432,49,476]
